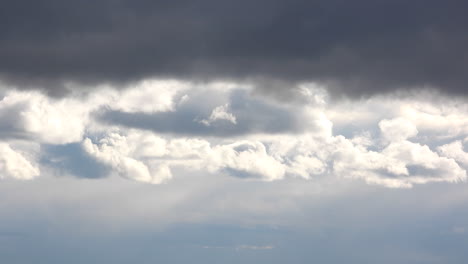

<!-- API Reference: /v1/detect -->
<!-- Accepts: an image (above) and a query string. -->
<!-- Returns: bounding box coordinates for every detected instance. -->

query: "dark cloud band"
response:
[1,0,467,97]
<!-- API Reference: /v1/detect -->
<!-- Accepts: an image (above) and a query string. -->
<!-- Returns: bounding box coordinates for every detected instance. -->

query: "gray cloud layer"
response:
[1,0,467,97]
[96,89,303,136]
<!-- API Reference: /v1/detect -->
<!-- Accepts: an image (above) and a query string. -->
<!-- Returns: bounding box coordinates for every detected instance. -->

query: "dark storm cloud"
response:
[1,0,467,97]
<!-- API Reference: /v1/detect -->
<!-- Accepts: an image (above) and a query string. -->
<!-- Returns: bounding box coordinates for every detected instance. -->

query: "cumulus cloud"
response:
[81,130,287,183]
[327,95,468,141]
[0,142,39,180]
[0,80,466,188]
[0,80,189,144]
[94,80,188,113]
[263,131,466,188]
[438,140,468,167]
[399,102,468,139]
[0,90,89,144]
[207,141,286,181]
[79,124,466,188]
[82,132,172,184]
[379,118,418,143]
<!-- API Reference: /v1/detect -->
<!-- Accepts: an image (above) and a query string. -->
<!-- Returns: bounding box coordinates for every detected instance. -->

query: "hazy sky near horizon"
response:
[1,1,468,263]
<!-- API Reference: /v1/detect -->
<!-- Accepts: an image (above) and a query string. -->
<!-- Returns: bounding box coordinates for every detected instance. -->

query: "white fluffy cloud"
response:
[0,80,467,188]
[82,131,287,183]
[0,91,89,144]
[400,101,468,138]
[79,125,466,188]
[262,131,466,188]
[93,80,187,113]
[328,95,468,140]
[438,140,468,167]
[206,141,286,181]
[82,132,172,184]
[0,142,39,180]
[200,104,237,126]
[379,118,418,142]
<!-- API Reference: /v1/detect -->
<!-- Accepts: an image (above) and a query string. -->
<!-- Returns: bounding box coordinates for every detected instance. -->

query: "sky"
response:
[1,1,468,263]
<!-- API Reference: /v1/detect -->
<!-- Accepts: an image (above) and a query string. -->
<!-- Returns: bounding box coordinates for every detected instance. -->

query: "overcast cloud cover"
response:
[1,0,468,97]
[1,1,468,263]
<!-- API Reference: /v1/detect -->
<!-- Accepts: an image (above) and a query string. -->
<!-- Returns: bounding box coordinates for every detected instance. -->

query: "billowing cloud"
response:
[82,133,172,184]
[0,90,89,144]
[0,80,466,188]
[379,118,418,143]
[0,142,39,180]
[206,141,287,181]
[438,139,468,167]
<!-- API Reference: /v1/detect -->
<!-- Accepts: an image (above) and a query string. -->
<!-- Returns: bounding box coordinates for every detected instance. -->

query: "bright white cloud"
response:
[438,140,468,167]
[0,91,89,144]
[82,132,172,184]
[94,80,187,113]
[206,141,286,181]
[327,95,468,140]
[262,132,466,188]
[400,101,468,138]
[82,131,287,183]
[379,118,418,142]
[200,104,237,126]
[0,142,39,180]
[0,80,467,188]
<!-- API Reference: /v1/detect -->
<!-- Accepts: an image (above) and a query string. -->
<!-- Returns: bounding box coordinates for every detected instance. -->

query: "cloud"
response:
[82,133,172,184]
[0,142,39,180]
[0,90,89,144]
[202,244,274,251]
[265,133,466,188]
[79,123,467,187]
[377,140,466,187]
[327,95,468,141]
[438,140,468,167]
[0,80,191,143]
[96,88,312,136]
[235,245,274,251]
[1,2,468,260]
[399,102,468,139]
[97,80,187,113]
[0,0,467,98]
[451,226,467,234]
[207,141,286,181]
[379,118,418,143]
[200,104,237,126]
[81,130,288,183]
[40,143,110,179]
[0,80,467,188]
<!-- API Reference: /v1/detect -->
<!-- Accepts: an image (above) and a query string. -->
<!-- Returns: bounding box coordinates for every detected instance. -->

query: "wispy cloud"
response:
[201,245,275,251]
